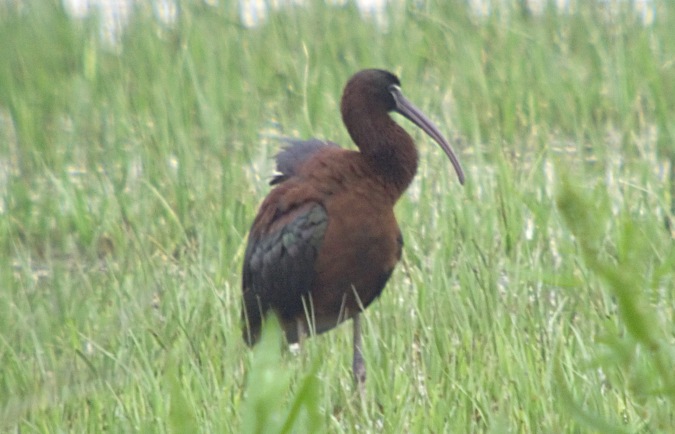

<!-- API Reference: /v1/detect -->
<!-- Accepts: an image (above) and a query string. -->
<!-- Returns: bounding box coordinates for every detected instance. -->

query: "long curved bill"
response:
[389,85,465,185]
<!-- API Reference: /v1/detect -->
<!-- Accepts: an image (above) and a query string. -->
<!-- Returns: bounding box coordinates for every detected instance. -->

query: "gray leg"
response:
[352,313,366,392]
[296,317,307,346]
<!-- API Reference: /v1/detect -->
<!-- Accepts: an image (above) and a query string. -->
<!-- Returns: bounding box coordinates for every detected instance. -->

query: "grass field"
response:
[1,0,674,432]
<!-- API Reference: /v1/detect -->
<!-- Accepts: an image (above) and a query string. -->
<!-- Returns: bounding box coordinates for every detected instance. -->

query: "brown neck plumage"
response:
[341,95,419,202]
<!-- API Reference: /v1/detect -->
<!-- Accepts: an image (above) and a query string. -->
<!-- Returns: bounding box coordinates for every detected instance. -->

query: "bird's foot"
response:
[353,350,366,400]
[353,356,366,385]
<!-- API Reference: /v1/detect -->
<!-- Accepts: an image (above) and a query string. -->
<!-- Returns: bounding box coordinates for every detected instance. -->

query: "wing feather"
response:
[242,201,328,344]
[270,139,338,185]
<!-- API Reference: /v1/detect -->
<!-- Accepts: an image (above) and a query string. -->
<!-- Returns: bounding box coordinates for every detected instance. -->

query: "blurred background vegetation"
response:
[0,0,673,432]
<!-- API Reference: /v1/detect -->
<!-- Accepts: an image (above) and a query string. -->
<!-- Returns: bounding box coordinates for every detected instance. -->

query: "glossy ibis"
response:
[242,69,464,389]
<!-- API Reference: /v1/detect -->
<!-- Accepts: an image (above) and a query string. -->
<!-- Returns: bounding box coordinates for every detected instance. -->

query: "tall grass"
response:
[1,0,673,431]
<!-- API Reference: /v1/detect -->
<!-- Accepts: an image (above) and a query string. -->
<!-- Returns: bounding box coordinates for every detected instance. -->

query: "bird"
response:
[241,69,464,390]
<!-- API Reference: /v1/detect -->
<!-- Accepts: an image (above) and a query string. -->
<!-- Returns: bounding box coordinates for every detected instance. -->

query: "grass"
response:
[1,0,674,431]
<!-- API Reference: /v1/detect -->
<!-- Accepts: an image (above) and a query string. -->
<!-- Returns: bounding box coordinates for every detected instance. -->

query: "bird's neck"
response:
[346,112,419,201]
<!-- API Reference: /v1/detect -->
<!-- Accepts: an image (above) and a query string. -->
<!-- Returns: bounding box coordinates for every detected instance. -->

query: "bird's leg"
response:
[352,313,366,394]
[296,317,307,347]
